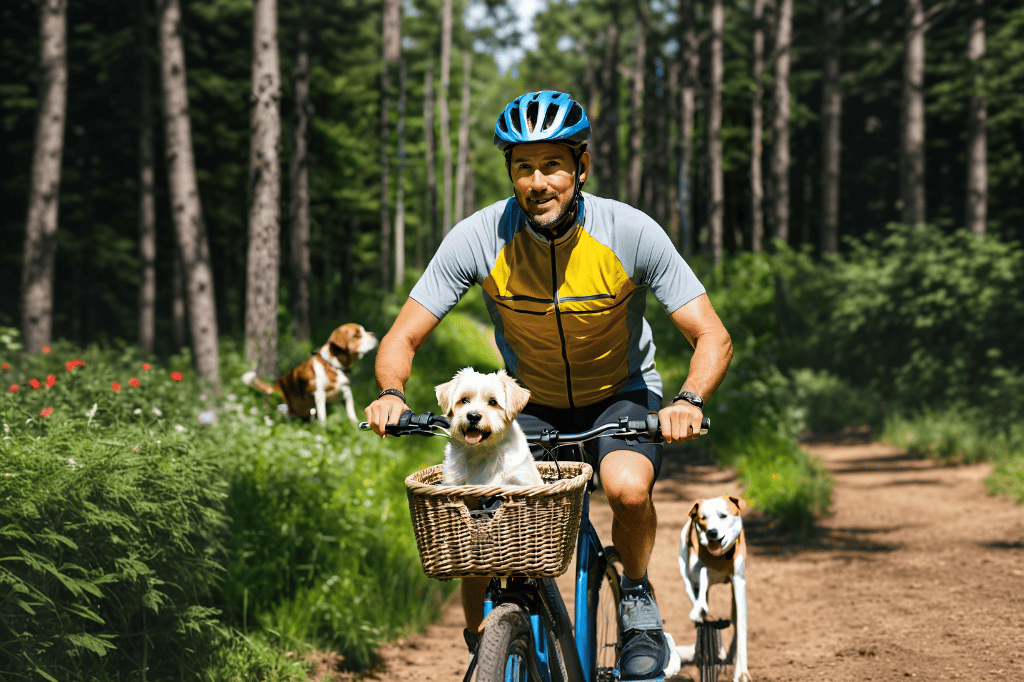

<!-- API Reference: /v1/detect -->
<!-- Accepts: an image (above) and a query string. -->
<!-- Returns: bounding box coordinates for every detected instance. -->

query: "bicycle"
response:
[361,409,710,682]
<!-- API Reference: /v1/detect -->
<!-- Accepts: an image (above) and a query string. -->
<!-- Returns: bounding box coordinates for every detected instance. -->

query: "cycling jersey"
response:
[409,193,706,409]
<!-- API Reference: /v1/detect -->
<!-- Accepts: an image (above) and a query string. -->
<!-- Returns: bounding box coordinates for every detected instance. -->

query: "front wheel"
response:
[595,546,624,681]
[475,602,538,682]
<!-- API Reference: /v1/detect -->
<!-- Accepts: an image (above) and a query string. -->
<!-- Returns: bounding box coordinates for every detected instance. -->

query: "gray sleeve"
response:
[633,214,706,314]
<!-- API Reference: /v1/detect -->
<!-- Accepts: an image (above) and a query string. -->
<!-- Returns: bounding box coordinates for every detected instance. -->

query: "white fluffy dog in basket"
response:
[435,368,542,487]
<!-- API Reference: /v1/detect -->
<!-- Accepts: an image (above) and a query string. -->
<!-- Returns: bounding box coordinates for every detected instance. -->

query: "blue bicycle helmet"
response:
[493,91,591,153]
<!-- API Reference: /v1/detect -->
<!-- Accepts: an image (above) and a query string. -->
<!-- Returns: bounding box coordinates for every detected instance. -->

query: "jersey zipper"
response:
[549,241,575,409]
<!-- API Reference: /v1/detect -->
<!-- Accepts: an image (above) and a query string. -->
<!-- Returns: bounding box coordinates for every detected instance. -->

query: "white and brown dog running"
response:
[242,323,378,425]
[678,495,751,682]
[435,368,542,487]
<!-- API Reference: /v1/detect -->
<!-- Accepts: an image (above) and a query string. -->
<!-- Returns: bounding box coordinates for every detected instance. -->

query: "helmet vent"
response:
[542,106,558,131]
[497,116,508,133]
[525,101,539,132]
[564,103,583,128]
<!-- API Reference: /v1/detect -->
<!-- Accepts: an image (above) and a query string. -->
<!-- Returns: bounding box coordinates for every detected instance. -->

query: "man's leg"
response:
[601,449,669,681]
[461,576,489,634]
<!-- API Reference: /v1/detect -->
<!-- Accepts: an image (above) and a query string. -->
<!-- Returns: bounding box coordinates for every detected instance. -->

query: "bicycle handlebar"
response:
[360,411,710,441]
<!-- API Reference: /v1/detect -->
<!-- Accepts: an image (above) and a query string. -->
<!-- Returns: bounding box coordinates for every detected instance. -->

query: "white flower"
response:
[152,407,162,417]
[67,458,78,469]
[134,408,142,415]
[263,415,273,427]
[249,407,258,415]
[175,424,187,433]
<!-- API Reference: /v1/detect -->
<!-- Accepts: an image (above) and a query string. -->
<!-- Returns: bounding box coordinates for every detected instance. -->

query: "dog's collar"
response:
[317,347,349,373]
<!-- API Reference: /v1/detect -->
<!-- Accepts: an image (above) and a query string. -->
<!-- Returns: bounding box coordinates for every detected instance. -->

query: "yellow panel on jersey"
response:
[482,227,637,409]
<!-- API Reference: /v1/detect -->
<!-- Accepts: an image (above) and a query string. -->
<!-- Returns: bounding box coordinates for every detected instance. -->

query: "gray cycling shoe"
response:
[616,590,670,681]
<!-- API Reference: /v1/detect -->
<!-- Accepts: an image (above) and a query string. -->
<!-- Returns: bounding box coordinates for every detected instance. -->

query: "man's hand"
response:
[658,401,704,443]
[364,395,411,437]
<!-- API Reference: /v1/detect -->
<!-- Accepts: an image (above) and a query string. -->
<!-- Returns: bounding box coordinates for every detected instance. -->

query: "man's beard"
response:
[518,191,575,231]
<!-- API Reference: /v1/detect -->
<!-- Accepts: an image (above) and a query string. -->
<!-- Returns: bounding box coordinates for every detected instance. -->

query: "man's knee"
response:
[600,450,655,514]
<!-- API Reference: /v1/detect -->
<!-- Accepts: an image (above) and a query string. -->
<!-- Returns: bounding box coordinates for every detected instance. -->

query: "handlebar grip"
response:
[630,414,710,436]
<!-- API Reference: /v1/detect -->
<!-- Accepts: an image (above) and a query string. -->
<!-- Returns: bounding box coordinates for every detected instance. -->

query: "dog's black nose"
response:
[706,528,720,540]
[467,412,482,424]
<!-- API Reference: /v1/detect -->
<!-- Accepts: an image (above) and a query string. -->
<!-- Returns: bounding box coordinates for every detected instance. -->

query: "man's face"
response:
[507,142,590,230]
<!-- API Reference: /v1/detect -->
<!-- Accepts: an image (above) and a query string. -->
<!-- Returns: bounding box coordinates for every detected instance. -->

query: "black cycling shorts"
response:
[515,389,665,481]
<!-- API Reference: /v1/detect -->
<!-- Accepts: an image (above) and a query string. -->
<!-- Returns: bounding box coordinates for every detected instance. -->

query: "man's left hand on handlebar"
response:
[364,393,410,437]
[657,401,704,443]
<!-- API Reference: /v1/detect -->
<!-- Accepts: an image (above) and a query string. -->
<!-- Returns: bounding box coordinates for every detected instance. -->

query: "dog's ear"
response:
[498,370,530,418]
[688,501,701,520]
[328,324,356,350]
[727,495,747,513]
[435,379,456,417]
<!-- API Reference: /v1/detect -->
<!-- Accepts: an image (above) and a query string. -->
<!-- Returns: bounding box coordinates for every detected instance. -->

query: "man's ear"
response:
[578,150,591,186]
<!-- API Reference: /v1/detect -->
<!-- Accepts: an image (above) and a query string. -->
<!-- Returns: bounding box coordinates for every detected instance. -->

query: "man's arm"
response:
[363,298,442,436]
[658,293,733,443]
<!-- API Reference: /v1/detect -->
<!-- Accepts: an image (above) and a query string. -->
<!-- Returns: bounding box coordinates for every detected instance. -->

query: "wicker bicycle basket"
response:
[405,461,593,579]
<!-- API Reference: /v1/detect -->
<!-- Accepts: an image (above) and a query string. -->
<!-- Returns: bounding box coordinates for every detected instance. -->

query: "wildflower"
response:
[129,377,140,388]
[152,407,163,417]
[174,424,187,433]
[40,406,53,418]
[42,346,51,354]
[112,382,122,392]
[134,408,142,415]
[8,385,17,393]
[170,371,183,382]
[1,364,9,371]
[67,457,78,469]
[65,359,86,371]
[29,379,41,389]
[85,403,98,418]
[46,374,56,388]
[142,363,151,371]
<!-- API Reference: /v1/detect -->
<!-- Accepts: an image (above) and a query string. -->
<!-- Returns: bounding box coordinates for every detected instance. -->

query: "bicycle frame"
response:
[479,485,608,682]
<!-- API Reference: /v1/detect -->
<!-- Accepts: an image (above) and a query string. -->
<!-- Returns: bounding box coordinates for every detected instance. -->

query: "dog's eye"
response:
[488,398,498,406]
[460,397,470,404]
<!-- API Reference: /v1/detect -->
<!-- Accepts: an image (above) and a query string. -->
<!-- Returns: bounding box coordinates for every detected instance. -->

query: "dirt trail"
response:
[367,439,1024,681]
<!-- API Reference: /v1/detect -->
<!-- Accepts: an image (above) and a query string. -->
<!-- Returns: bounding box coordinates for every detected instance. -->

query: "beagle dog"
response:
[242,323,378,424]
[678,495,751,682]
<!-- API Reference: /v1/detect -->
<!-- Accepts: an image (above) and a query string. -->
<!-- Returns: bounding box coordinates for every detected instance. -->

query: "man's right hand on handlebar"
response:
[364,392,411,437]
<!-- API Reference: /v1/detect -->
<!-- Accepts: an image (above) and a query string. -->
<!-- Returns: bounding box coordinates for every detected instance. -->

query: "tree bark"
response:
[157,0,221,387]
[900,0,926,224]
[20,0,68,353]
[138,0,157,353]
[289,9,311,342]
[750,0,766,254]
[246,0,282,378]
[626,7,647,208]
[820,0,843,253]
[172,242,187,351]
[454,52,472,224]
[596,8,621,200]
[771,0,793,244]
[380,0,400,289]
[422,59,439,266]
[708,0,724,264]
[394,58,407,290]
[677,0,698,258]
[966,0,987,235]
[439,0,454,233]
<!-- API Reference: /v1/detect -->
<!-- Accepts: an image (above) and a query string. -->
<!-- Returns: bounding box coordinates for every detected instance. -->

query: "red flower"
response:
[112,382,122,392]
[142,363,151,371]
[170,371,183,382]
[129,377,140,388]
[40,406,54,418]
[42,346,51,354]
[1,364,9,371]
[46,374,56,388]
[29,378,41,389]
[65,359,86,371]
[7,384,17,393]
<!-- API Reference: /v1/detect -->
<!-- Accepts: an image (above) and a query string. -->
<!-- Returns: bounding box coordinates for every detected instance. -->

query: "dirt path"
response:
[368,439,1024,681]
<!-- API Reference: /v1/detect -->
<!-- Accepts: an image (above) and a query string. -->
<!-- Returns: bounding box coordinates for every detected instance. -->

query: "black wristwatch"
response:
[671,390,704,410]
[378,388,406,403]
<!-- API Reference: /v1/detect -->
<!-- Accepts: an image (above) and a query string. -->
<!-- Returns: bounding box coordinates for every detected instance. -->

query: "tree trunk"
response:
[289,9,311,342]
[380,0,400,289]
[750,0,766,254]
[423,59,439,265]
[20,0,68,353]
[820,0,843,252]
[439,0,454,233]
[708,0,724,264]
[157,0,221,388]
[596,9,620,200]
[172,242,187,351]
[677,0,698,258]
[246,0,282,378]
[771,0,793,244]
[966,0,987,235]
[454,52,472,224]
[138,0,157,353]
[394,58,407,290]
[900,0,926,225]
[626,9,647,208]
[464,157,475,218]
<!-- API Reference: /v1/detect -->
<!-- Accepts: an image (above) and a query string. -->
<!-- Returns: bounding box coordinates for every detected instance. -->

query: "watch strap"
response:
[671,390,704,409]
[378,388,407,403]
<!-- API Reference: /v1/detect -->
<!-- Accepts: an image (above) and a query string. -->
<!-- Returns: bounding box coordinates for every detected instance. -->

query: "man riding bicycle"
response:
[365,90,732,681]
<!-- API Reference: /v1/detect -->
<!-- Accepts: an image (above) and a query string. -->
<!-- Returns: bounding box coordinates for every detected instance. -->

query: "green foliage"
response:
[201,630,311,682]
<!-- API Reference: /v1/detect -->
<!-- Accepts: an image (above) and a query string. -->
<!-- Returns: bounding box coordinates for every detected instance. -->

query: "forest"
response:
[1,0,1023,679]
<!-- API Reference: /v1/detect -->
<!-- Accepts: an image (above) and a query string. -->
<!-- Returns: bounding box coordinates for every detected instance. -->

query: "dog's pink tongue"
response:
[464,432,483,444]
